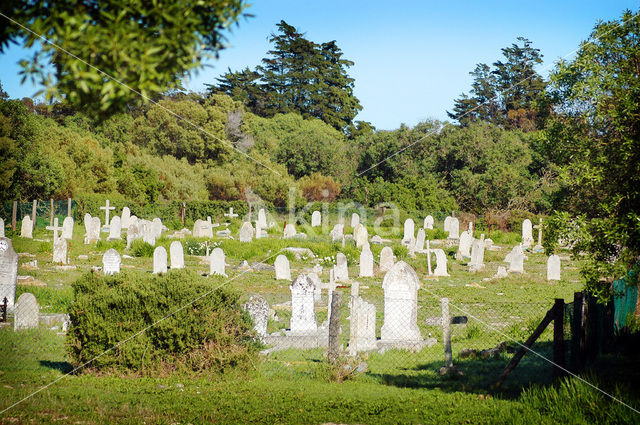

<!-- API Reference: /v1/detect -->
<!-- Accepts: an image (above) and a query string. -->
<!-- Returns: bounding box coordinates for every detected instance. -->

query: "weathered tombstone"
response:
[13,293,39,331]
[244,295,269,337]
[283,223,296,239]
[289,274,317,334]
[351,213,360,228]
[547,254,561,281]
[224,207,239,219]
[348,283,377,354]
[100,200,115,229]
[0,218,4,238]
[61,216,74,240]
[379,246,395,272]
[334,252,349,282]
[126,221,141,248]
[258,208,267,229]
[169,241,184,269]
[193,219,213,238]
[329,224,344,242]
[0,237,18,312]
[414,228,426,252]
[448,217,460,239]
[432,249,449,277]
[380,261,423,345]
[20,216,33,238]
[85,216,101,244]
[152,218,163,239]
[255,220,263,240]
[209,248,227,277]
[458,230,474,258]
[274,254,292,281]
[468,236,485,272]
[102,248,121,275]
[444,216,452,233]
[121,207,131,229]
[153,246,168,274]
[402,218,415,245]
[359,243,374,277]
[424,215,434,230]
[522,219,534,248]
[508,245,525,273]
[354,224,368,248]
[311,211,321,227]
[239,221,254,242]
[108,216,122,240]
[141,220,156,246]
[53,236,67,264]
[83,213,92,238]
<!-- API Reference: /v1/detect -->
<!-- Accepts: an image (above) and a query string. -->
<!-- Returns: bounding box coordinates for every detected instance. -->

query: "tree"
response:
[0,0,248,116]
[547,10,640,299]
[207,67,266,115]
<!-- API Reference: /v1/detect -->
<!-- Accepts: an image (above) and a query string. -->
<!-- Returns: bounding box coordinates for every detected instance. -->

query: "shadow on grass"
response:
[40,360,74,374]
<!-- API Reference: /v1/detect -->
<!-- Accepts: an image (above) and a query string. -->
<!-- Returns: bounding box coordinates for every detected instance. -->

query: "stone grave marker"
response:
[359,243,374,277]
[108,216,122,240]
[522,219,533,248]
[85,216,101,244]
[0,237,18,312]
[170,241,184,269]
[415,228,426,252]
[193,219,213,238]
[444,216,452,233]
[311,211,321,227]
[258,208,267,229]
[448,217,460,239]
[547,255,561,281]
[289,274,317,334]
[210,248,227,277]
[152,218,163,239]
[334,252,349,282]
[380,261,423,346]
[239,221,254,242]
[103,249,121,275]
[508,245,525,273]
[244,295,269,337]
[121,207,131,229]
[424,215,434,230]
[53,235,67,264]
[330,224,344,242]
[468,236,485,272]
[100,200,115,230]
[379,246,394,272]
[274,254,291,281]
[432,249,449,277]
[13,293,39,331]
[153,246,168,274]
[224,208,238,219]
[20,216,33,238]
[458,230,474,258]
[0,218,4,238]
[351,213,360,228]
[402,218,415,245]
[354,224,368,248]
[126,221,141,248]
[283,223,296,239]
[348,283,377,354]
[62,216,74,240]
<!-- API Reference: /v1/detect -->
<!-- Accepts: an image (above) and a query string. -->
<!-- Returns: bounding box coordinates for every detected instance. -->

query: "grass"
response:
[2,220,639,423]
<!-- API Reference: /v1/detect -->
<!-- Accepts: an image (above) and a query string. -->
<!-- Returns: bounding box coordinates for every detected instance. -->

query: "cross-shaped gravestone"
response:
[100,200,115,228]
[46,218,63,241]
[224,207,238,219]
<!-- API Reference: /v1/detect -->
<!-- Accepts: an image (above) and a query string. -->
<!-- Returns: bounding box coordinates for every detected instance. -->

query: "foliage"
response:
[129,239,155,258]
[67,270,258,372]
[1,0,248,116]
[297,173,341,202]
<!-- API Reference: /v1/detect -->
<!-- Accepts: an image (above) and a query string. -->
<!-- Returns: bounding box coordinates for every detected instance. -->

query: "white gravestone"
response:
[152,218,163,239]
[379,246,395,272]
[432,249,449,277]
[380,261,423,345]
[239,221,254,242]
[547,255,561,281]
[62,216,74,240]
[289,274,317,334]
[13,293,39,331]
[244,295,269,337]
[522,219,534,248]
[348,283,377,354]
[448,217,460,239]
[351,213,360,228]
[424,215,434,230]
[169,241,184,269]
[142,220,156,246]
[354,224,369,248]
[458,230,474,258]
[330,224,344,242]
[53,235,67,264]
[85,216,101,244]
[0,218,4,238]
[334,252,349,282]
[108,216,122,240]
[414,228,426,253]
[121,207,131,229]
[311,211,321,227]
[0,237,18,312]
[283,223,296,239]
[209,248,227,277]
[359,243,374,277]
[126,221,141,248]
[20,216,33,238]
[402,218,415,245]
[274,255,292,281]
[444,216,452,233]
[102,249,121,275]
[255,220,263,240]
[258,208,268,229]
[100,200,115,230]
[224,208,239,219]
[153,246,168,274]
[193,219,213,238]
[508,245,525,273]
[468,237,485,272]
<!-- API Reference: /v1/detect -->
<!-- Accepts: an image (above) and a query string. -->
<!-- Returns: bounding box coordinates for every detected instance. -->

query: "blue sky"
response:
[0,1,637,129]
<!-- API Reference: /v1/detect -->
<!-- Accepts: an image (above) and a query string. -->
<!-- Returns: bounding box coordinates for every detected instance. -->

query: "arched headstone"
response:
[380,261,423,345]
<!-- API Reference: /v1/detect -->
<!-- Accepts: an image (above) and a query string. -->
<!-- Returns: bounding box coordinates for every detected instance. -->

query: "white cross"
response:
[224,207,238,218]
[46,217,63,241]
[100,200,115,226]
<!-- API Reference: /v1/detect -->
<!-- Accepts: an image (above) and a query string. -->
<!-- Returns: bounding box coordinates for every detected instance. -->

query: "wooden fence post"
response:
[570,292,585,373]
[181,202,186,226]
[11,201,17,232]
[50,198,54,226]
[31,200,37,230]
[553,298,566,379]
[442,298,453,368]
[67,198,72,217]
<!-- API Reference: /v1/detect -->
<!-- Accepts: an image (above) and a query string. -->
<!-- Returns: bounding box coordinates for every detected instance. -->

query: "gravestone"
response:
[547,255,561,281]
[13,293,39,331]
[152,218,163,239]
[415,228,426,252]
[126,221,141,248]
[62,216,74,240]
[209,248,227,277]
[359,243,374,277]
[239,221,254,242]
[0,218,4,238]
[424,215,434,230]
[508,245,525,273]
[121,207,131,229]
[274,254,292,281]
[468,236,485,272]
[0,237,18,312]
[20,216,33,238]
[329,224,344,242]
[141,220,156,246]
[334,252,349,282]
[100,200,115,229]
[444,216,452,233]
[289,274,317,334]
[311,211,321,227]
[53,236,67,264]
[402,218,415,245]
[153,246,168,274]
[458,230,474,258]
[169,241,184,269]
[193,219,213,238]
[380,261,423,345]
[255,220,263,240]
[348,283,377,354]
[258,208,267,229]
[283,223,296,239]
[379,246,395,272]
[448,217,460,239]
[85,216,101,244]
[224,207,238,219]
[522,219,534,248]
[102,249,121,275]
[432,249,449,277]
[244,295,269,337]
[108,216,122,240]
[354,224,369,248]
[351,213,360,228]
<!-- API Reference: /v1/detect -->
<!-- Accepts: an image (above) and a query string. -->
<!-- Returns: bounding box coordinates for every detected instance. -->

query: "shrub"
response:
[67,270,258,373]
[129,239,155,258]
[298,173,341,202]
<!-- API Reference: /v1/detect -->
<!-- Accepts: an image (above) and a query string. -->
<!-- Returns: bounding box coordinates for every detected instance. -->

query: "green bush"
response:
[95,239,126,252]
[67,270,258,373]
[129,239,155,258]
